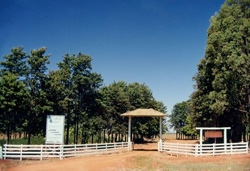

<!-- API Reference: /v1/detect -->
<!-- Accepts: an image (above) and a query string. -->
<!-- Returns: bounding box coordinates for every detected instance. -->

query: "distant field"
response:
[162,133,176,140]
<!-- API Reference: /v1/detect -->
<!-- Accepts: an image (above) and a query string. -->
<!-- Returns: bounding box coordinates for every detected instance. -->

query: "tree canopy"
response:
[191,0,250,142]
[0,47,167,144]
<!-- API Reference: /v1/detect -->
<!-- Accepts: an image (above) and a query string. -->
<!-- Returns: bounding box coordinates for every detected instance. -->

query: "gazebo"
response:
[121,108,167,150]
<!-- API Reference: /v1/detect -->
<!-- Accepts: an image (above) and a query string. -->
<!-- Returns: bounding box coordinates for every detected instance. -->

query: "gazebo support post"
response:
[128,116,131,143]
[158,117,163,152]
[127,116,132,151]
[159,117,162,143]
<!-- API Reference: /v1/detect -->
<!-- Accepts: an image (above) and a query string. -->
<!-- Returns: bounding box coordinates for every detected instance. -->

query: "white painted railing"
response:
[159,142,249,157]
[2,142,132,161]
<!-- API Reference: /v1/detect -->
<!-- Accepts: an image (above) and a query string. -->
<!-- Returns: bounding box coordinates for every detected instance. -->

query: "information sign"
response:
[46,115,65,144]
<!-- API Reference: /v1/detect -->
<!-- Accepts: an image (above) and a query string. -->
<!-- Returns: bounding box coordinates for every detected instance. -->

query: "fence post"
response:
[230,143,233,155]
[224,142,226,154]
[246,142,248,154]
[20,144,23,161]
[106,143,108,153]
[177,144,179,157]
[74,144,76,156]
[4,144,6,159]
[129,142,132,151]
[213,143,215,156]
[40,145,43,161]
[0,146,2,159]
[59,145,63,160]
[200,144,202,156]
[96,143,98,154]
[195,144,198,157]
[185,144,187,157]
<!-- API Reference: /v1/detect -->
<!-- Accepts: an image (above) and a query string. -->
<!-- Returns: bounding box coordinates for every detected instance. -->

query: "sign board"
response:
[205,131,222,138]
[46,115,65,144]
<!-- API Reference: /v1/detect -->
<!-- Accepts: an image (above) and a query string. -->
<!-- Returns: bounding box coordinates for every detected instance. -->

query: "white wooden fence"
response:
[159,142,249,157]
[2,142,132,161]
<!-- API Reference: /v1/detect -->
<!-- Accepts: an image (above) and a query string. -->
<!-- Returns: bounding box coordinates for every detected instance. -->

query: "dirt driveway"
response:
[1,142,250,171]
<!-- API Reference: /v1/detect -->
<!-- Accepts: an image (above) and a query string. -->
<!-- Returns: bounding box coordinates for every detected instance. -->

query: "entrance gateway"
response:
[121,108,167,150]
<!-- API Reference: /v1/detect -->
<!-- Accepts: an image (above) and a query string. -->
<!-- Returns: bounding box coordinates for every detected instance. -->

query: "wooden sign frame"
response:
[205,131,222,138]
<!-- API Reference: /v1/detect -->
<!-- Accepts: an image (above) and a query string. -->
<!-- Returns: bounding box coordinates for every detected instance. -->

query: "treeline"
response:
[0,47,167,144]
[169,0,250,142]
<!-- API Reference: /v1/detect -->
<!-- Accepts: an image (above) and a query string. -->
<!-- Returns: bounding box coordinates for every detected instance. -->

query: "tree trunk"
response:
[118,131,121,142]
[243,125,246,142]
[103,130,106,143]
[6,124,10,144]
[66,113,70,144]
[91,133,94,143]
[76,119,79,144]
[28,132,31,144]
[99,131,101,143]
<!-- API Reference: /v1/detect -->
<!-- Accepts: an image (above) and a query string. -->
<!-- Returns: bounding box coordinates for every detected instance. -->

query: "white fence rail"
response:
[159,142,249,157]
[2,142,132,161]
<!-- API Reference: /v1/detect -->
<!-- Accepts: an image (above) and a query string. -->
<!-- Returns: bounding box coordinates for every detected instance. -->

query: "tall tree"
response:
[99,81,167,142]
[47,54,75,144]
[25,47,52,144]
[0,72,28,143]
[170,100,191,132]
[192,0,250,142]
[98,81,130,142]
[46,52,102,144]
[0,47,28,143]
[0,47,28,77]
[71,53,103,144]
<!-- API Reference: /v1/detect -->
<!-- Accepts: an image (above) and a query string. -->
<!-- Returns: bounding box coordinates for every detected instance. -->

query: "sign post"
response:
[46,115,65,144]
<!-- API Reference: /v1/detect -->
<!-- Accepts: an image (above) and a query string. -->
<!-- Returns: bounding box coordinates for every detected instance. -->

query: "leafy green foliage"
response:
[0,72,28,143]
[0,47,28,77]
[169,100,196,136]
[0,47,29,143]
[191,0,250,141]
[0,47,166,144]
[99,81,167,141]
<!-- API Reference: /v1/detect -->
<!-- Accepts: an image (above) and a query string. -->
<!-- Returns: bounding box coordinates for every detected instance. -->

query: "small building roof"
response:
[120,108,167,117]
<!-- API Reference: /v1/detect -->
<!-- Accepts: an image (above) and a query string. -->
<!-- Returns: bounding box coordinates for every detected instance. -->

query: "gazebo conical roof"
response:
[121,108,166,117]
